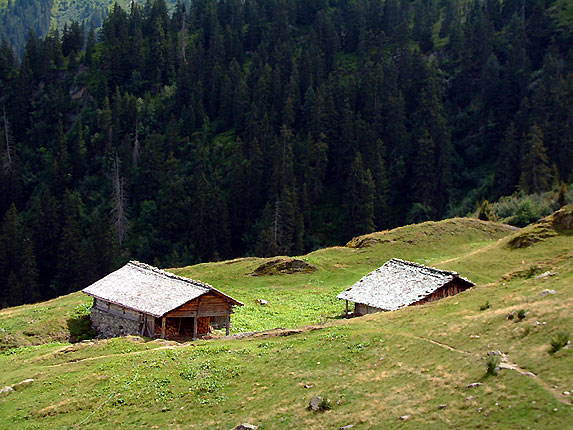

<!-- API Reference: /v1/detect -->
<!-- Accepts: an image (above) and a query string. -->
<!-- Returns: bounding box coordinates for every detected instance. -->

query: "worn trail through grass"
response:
[410,333,571,405]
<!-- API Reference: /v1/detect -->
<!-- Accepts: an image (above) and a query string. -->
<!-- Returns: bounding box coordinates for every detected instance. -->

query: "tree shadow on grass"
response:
[66,314,96,343]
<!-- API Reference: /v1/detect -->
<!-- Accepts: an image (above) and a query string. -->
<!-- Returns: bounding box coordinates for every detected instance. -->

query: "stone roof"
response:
[337,258,474,311]
[83,261,242,317]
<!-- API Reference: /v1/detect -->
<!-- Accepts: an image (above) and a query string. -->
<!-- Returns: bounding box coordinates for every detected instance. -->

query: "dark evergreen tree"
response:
[0,0,567,307]
[520,124,551,194]
[56,191,87,294]
[344,152,375,239]
[0,204,39,307]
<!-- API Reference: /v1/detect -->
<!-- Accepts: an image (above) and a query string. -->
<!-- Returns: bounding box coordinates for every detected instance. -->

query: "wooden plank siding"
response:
[166,291,234,318]
[355,303,383,315]
[411,280,471,306]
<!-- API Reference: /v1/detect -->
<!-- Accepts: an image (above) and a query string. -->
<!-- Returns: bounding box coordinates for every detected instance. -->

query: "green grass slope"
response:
[0,213,571,429]
[0,217,513,349]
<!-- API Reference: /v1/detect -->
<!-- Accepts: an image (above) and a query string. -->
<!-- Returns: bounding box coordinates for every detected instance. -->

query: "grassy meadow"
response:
[0,214,571,429]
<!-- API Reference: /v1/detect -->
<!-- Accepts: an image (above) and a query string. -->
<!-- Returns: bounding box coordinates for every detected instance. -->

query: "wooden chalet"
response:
[337,258,474,316]
[82,261,243,340]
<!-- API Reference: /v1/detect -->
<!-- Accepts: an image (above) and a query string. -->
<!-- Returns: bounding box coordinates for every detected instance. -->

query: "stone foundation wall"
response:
[90,308,142,338]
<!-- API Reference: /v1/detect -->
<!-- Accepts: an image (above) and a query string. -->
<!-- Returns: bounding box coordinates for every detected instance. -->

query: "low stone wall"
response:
[90,308,141,338]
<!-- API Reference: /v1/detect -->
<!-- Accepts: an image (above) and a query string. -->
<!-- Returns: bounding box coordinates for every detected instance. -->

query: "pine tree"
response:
[344,152,376,238]
[57,191,86,294]
[0,204,39,307]
[494,122,520,198]
[372,140,390,230]
[85,25,95,65]
[112,155,129,245]
[28,188,60,300]
[1,106,15,179]
[412,130,436,214]
[520,124,551,193]
[85,210,119,285]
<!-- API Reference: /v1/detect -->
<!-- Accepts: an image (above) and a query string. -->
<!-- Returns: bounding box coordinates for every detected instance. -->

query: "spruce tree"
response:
[56,191,86,294]
[344,152,376,238]
[494,122,520,198]
[520,124,551,194]
[0,204,39,307]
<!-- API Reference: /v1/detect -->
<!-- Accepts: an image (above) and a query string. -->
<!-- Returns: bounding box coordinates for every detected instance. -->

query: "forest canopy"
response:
[0,0,572,308]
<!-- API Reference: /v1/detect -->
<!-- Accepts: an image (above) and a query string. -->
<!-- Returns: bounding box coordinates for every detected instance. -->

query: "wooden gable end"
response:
[165,290,235,318]
[411,278,472,307]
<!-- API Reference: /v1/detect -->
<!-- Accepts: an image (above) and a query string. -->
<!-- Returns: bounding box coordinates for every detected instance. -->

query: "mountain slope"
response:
[0,217,515,349]
[0,0,184,54]
[0,211,571,429]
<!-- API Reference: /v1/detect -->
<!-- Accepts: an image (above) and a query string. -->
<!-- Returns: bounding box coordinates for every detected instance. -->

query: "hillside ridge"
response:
[0,213,571,428]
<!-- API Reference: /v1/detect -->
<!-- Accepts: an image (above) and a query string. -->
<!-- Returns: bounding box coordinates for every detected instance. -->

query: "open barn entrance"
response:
[154,316,212,340]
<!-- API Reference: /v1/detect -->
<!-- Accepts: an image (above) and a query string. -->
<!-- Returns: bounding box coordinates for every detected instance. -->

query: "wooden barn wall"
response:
[166,292,234,318]
[355,303,383,316]
[412,280,471,306]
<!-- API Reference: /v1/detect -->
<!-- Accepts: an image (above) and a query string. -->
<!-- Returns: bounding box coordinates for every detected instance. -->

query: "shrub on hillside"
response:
[491,192,561,226]
[508,198,541,227]
[479,301,490,311]
[549,331,570,354]
[478,200,496,221]
[486,356,500,376]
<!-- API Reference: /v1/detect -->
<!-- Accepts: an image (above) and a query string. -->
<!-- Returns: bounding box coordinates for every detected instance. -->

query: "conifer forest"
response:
[0,0,572,307]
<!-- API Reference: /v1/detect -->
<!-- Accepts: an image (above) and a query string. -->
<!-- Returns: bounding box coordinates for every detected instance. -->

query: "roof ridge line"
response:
[128,260,213,290]
[389,258,458,276]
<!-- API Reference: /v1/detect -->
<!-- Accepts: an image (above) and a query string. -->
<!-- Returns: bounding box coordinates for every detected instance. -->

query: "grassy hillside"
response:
[0,212,571,429]
[0,217,514,350]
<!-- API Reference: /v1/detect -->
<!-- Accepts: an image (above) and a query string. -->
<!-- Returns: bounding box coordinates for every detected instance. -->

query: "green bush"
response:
[516,309,527,321]
[479,301,490,311]
[491,192,556,227]
[549,331,570,354]
[478,200,496,221]
[509,198,540,227]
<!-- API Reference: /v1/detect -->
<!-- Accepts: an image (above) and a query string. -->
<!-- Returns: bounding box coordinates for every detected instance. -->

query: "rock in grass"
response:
[14,379,34,390]
[466,382,483,388]
[399,415,411,421]
[539,289,557,296]
[308,395,322,411]
[0,386,14,396]
[487,350,503,356]
[507,311,515,320]
[535,271,557,279]
[339,425,354,429]
[438,404,447,409]
[233,424,258,430]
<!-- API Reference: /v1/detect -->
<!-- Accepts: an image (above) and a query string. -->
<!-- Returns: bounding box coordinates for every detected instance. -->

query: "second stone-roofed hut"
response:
[83,261,243,340]
[337,258,474,316]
